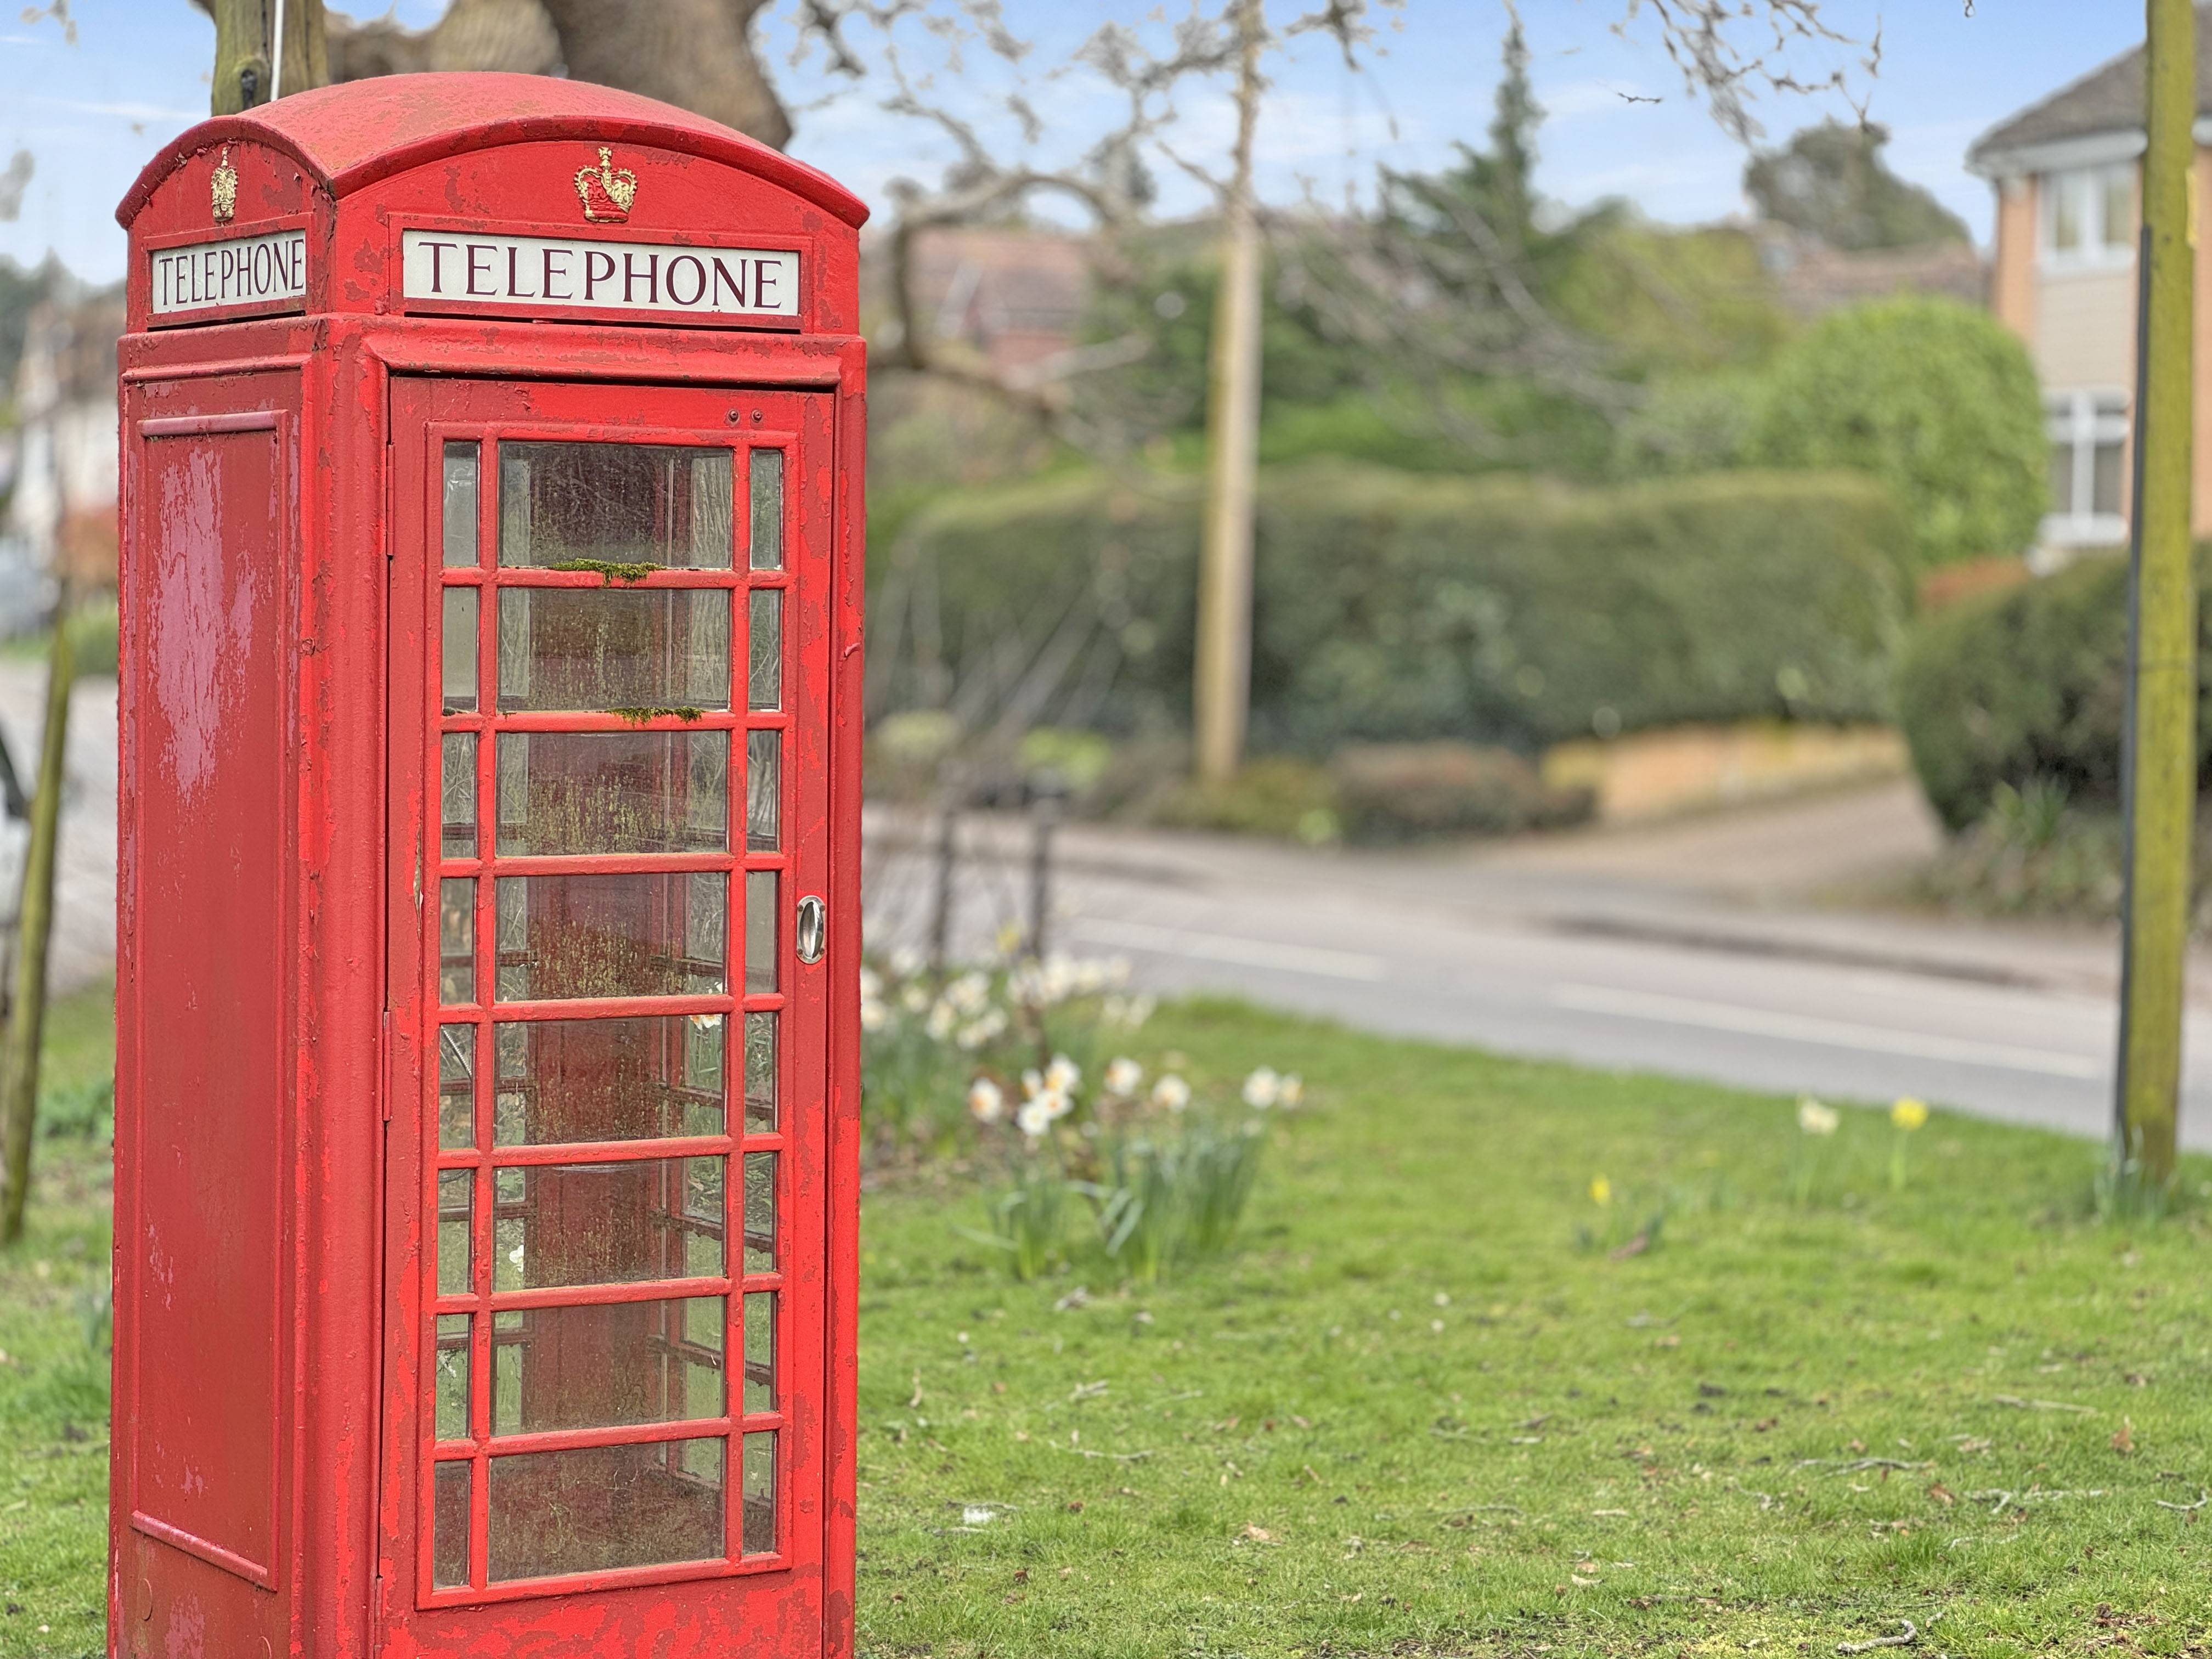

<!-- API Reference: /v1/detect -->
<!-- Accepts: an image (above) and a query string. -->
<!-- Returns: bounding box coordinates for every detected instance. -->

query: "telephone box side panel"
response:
[114,368,302,1657]
[120,140,331,336]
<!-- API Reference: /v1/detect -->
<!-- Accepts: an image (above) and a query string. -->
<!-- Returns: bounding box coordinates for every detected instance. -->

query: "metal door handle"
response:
[796,895,827,964]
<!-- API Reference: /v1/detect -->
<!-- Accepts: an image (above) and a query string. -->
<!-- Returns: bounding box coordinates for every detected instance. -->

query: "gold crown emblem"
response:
[574,146,638,223]
[211,145,238,223]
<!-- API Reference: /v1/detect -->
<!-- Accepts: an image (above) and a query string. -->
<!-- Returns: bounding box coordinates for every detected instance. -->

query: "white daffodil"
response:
[1104,1056,1144,1096]
[888,945,924,979]
[967,1077,1006,1124]
[1015,1098,1054,1139]
[1044,1052,1081,1093]
[1242,1066,1282,1109]
[1276,1073,1304,1108]
[860,999,889,1032]
[1020,1067,1044,1100]
[1152,1074,1191,1112]
[859,966,883,1001]
[924,1001,957,1042]
[900,983,931,1015]
[1038,1086,1075,1121]
[949,970,993,1017]
[1797,1097,1840,1137]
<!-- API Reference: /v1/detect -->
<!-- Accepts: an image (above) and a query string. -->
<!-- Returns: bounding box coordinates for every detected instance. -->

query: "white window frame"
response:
[2042,388,2130,546]
[2038,163,2136,272]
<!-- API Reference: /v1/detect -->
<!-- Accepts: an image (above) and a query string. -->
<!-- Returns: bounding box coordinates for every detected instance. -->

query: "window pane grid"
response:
[426,430,789,1596]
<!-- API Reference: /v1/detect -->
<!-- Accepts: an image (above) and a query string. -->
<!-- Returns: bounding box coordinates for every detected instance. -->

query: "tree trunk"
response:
[535,0,790,149]
[207,0,328,113]
[1192,0,1263,785]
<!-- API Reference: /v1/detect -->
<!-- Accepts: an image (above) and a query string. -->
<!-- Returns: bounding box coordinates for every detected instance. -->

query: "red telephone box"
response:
[111,74,865,1658]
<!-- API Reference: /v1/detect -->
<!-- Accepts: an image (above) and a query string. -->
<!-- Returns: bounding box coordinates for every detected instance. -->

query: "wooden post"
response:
[0,612,74,1244]
[2114,0,2197,1189]
[1192,0,1264,786]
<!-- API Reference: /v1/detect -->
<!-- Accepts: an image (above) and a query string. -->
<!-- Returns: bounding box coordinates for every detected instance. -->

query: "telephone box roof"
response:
[117,71,868,230]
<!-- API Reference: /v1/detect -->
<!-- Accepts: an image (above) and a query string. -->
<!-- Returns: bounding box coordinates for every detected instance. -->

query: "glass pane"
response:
[490,1156,724,1291]
[435,1313,472,1441]
[433,1462,472,1589]
[743,1012,775,1133]
[494,872,727,1002]
[2053,173,2082,251]
[496,731,727,856]
[743,1151,775,1273]
[489,1441,724,1583]
[437,1169,473,1297]
[438,1023,476,1151]
[744,1290,774,1414]
[442,441,480,569]
[497,588,730,713]
[2093,438,2125,518]
[493,1015,724,1146]
[2101,168,2132,251]
[443,586,479,714]
[499,443,733,571]
[746,729,779,852]
[745,870,777,996]
[439,878,476,1005]
[742,1433,775,1556]
[2047,442,2073,515]
[748,449,783,571]
[748,588,781,712]
[489,1297,723,1437]
[442,732,477,859]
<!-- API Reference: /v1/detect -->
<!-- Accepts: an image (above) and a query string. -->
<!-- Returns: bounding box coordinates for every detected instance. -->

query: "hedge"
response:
[1897,548,2212,831]
[874,460,1916,755]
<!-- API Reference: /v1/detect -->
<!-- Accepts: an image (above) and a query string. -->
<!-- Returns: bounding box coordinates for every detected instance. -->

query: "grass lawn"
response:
[7,989,2212,1656]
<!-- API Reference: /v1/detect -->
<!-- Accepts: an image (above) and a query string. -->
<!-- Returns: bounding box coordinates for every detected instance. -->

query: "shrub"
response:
[877,461,1915,757]
[1894,549,2212,831]
[1744,296,2046,569]
[1328,741,1590,842]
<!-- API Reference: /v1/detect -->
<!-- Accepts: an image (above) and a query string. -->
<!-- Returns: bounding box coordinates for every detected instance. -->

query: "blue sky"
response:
[0,1,2152,284]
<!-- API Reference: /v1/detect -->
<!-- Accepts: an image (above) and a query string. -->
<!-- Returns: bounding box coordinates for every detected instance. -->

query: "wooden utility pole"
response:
[2115,0,2197,1188]
[0,610,73,1244]
[1192,0,1265,786]
[209,0,328,114]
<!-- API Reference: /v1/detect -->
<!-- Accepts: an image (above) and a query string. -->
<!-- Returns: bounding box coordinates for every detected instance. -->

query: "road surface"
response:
[864,782,2212,1151]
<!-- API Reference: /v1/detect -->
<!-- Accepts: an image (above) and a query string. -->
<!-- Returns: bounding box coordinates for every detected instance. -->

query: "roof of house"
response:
[1968,9,2212,172]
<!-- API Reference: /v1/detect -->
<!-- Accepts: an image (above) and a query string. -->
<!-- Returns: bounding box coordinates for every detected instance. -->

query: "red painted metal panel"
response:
[116,374,298,1655]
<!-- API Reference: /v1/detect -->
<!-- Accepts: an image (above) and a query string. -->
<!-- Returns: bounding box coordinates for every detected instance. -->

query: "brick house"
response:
[1968,16,2212,549]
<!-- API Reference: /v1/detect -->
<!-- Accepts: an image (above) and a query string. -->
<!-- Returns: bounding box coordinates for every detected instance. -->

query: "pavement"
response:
[862,778,2212,1151]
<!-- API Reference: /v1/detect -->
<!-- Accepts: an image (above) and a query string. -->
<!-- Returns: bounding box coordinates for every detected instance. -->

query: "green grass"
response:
[0,981,117,1659]
[8,989,2212,1655]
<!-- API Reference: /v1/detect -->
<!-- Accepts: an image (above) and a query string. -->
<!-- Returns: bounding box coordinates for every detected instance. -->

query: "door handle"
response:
[796,894,827,964]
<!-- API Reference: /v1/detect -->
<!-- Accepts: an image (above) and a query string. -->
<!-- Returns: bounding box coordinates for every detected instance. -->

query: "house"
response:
[1967,16,2212,549]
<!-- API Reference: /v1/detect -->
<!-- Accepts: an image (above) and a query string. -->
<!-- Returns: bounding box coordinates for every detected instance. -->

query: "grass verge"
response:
[7,989,2212,1655]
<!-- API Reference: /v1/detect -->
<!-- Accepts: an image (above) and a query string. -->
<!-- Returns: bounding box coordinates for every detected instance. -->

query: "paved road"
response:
[864,783,2212,1151]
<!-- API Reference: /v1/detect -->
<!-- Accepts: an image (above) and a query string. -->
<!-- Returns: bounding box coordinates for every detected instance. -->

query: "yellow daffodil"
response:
[1891,1097,1929,1132]
[1590,1175,1612,1206]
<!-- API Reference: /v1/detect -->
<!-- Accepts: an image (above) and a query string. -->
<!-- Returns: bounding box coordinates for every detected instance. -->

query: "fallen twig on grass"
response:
[1799,1458,1932,1476]
[1836,1616,1916,1653]
[1989,1395,2096,1414]
[1053,1445,1153,1462]
[1964,1487,2106,1515]
[2154,1488,2209,1513]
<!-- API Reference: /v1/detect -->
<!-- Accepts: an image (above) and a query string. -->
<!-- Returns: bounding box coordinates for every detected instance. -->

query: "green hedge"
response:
[1897,548,2212,831]
[877,461,1916,754]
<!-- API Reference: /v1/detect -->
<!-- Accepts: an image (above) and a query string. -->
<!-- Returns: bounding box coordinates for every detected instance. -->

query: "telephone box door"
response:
[381,377,837,1652]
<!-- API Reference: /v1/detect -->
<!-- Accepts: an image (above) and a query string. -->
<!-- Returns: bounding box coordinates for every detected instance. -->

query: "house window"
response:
[2040,165,2134,267]
[2044,390,2129,543]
